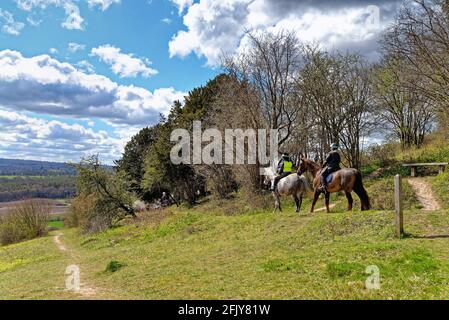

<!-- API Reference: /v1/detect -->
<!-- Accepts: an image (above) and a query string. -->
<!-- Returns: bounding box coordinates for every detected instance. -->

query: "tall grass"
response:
[0,199,51,246]
[366,178,421,210]
[429,172,449,209]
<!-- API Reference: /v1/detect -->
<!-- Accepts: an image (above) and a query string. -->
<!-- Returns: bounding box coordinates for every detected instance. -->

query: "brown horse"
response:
[297,158,371,213]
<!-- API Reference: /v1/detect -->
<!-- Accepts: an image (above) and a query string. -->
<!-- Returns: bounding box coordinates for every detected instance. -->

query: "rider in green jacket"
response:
[270,153,294,191]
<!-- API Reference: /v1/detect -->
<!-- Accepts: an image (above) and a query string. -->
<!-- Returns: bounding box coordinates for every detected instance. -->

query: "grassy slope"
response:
[428,172,449,210]
[0,235,75,299]
[2,194,449,300]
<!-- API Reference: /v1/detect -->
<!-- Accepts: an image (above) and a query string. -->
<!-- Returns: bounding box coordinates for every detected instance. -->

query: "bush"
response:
[0,200,51,246]
[69,193,129,234]
[366,178,421,210]
[429,172,449,209]
[365,143,397,167]
[69,156,137,234]
[67,193,98,231]
[105,260,126,273]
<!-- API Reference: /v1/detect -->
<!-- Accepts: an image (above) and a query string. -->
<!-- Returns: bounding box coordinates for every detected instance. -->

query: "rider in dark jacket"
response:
[270,153,294,191]
[320,143,341,193]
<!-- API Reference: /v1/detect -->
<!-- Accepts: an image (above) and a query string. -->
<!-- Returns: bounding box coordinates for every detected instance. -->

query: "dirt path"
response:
[53,232,67,251]
[315,203,337,212]
[52,232,99,298]
[407,178,441,211]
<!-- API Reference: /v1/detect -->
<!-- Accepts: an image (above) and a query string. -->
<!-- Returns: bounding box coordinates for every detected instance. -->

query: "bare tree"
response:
[340,59,376,169]
[299,49,374,168]
[210,74,264,192]
[383,0,449,109]
[223,30,304,148]
[373,58,435,149]
[209,30,307,192]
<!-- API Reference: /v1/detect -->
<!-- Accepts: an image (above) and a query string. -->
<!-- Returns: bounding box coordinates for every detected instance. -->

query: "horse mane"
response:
[302,158,322,172]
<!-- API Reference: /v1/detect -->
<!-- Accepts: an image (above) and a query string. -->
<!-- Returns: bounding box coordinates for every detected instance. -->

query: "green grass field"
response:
[1,186,449,300]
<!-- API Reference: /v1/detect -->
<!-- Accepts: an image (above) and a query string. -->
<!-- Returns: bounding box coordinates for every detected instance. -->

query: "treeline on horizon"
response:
[0,158,77,176]
[68,0,449,233]
[0,176,76,203]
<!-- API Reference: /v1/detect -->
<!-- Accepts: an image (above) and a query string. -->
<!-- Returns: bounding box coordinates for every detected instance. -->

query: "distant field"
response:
[0,176,48,180]
[0,175,76,203]
[0,199,70,216]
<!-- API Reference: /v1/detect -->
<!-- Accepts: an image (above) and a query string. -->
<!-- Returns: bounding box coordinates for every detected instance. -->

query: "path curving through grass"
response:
[53,231,99,299]
[407,178,442,211]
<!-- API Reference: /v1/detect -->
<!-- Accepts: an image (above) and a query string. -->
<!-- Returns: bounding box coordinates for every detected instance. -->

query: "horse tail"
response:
[300,174,314,195]
[353,171,371,211]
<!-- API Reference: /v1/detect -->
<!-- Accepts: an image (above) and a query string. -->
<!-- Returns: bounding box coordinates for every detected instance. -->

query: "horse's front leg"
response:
[310,191,320,213]
[292,194,300,213]
[298,194,303,214]
[325,192,331,213]
[345,191,353,211]
[273,192,282,213]
[278,196,283,213]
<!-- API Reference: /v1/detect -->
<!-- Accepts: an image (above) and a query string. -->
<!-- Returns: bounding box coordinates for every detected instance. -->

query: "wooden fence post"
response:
[394,174,404,238]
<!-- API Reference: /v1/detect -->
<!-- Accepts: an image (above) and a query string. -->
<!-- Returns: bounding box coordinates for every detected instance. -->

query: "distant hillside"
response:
[0,158,77,176]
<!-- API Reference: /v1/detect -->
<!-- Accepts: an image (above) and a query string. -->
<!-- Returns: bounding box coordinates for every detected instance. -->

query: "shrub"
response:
[0,200,51,246]
[105,260,126,273]
[69,156,137,234]
[366,178,420,210]
[429,172,449,209]
[69,193,130,234]
[365,142,397,167]
[67,193,98,232]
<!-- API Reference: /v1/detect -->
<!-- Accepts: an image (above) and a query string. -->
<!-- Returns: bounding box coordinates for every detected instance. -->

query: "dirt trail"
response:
[53,232,99,298]
[407,178,441,211]
[53,233,67,251]
[315,203,337,212]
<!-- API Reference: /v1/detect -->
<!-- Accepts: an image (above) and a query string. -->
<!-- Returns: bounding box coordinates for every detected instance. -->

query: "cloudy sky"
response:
[0,0,402,164]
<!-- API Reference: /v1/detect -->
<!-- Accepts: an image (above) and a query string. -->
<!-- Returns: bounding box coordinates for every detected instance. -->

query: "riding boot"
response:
[319,176,328,193]
[270,180,276,191]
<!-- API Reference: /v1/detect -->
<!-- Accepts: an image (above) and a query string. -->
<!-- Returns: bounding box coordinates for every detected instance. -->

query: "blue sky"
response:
[0,0,402,164]
[0,1,216,94]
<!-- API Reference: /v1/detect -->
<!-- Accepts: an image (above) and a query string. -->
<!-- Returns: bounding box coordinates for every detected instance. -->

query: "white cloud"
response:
[27,14,43,26]
[76,60,95,73]
[15,0,84,30]
[68,42,86,53]
[0,50,185,126]
[87,0,121,11]
[49,47,59,54]
[0,9,25,35]
[61,1,84,29]
[14,0,121,31]
[170,0,194,15]
[91,45,158,78]
[169,0,401,65]
[0,108,123,163]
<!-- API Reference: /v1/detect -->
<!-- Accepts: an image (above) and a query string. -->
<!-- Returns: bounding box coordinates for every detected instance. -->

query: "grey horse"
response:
[264,168,313,213]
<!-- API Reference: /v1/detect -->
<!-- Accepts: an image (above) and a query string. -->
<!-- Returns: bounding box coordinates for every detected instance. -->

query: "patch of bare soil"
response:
[407,178,441,211]
[315,203,337,212]
[53,232,99,298]
[0,199,69,216]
